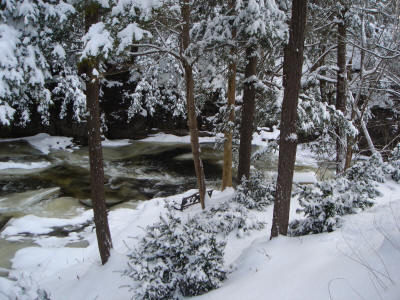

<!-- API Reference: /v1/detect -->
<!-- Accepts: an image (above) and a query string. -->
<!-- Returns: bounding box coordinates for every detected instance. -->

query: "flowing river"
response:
[0,134,324,277]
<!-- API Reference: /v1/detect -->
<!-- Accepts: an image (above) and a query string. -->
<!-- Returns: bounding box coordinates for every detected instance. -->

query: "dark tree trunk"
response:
[222,0,237,190]
[237,45,257,182]
[271,0,307,239]
[181,0,206,208]
[336,8,347,174]
[79,1,112,264]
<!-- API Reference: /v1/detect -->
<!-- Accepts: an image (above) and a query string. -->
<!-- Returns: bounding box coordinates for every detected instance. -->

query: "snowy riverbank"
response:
[1,181,400,300]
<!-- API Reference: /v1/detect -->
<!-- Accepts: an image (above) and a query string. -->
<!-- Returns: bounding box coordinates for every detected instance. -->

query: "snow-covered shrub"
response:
[391,169,400,182]
[389,143,400,182]
[205,199,265,238]
[178,217,226,297]
[289,182,341,235]
[124,205,226,300]
[1,273,50,300]
[290,154,384,236]
[233,170,275,211]
[346,153,385,188]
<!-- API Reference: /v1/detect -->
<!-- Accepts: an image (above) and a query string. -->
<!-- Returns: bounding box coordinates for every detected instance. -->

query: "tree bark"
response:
[181,0,206,208]
[221,61,237,190]
[344,110,355,170]
[271,0,307,239]
[222,0,237,190]
[237,45,257,182]
[79,1,112,265]
[336,8,347,174]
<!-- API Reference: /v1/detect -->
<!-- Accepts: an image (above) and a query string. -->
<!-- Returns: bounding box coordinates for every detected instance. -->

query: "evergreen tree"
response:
[78,0,113,265]
[271,0,308,238]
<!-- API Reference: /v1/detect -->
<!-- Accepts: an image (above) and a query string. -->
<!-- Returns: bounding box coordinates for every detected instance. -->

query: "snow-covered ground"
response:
[0,132,398,300]
[1,181,400,300]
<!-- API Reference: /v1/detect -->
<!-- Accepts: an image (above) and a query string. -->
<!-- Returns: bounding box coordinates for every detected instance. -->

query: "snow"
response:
[81,22,113,60]
[112,0,163,18]
[0,103,15,126]
[1,180,399,300]
[140,133,216,143]
[52,44,66,60]
[252,126,280,145]
[0,133,134,152]
[101,138,131,147]
[0,161,51,170]
[0,132,399,300]
[1,210,93,237]
[252,127,320,168]
[293,171,317,183]
[117,23,150,53]
[0,133,74,154]
[285,133,297,141]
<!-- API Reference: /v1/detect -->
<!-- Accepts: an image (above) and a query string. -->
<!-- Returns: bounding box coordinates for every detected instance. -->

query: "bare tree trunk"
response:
[181,0,206,208]
[345,14,364,170]
[221,61,237,190]
[237,45,257,182]
[79,1,112,265]
[86,70,113,265]
[222,0,237,190]
[271,0,307,239]
[344,110,355,170]
[357,108,376,154]
[336,8,347,174]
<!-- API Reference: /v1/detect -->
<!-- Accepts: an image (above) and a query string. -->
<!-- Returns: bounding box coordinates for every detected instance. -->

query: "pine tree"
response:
[221,0,237,190]
[181,0,207,208]
[78,0,112,264]
[335,1,348,174]
[271,0,308,238]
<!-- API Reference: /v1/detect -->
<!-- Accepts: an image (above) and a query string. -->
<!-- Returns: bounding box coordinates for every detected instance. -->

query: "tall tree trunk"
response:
[344,110,355,170]
[181,0,206,208]
[336,8,347,174]
[345,14,365,170]
[271,0,307,239]
[237,45,257,182]
[222,0,237,190]
[221,61,237,189]
[79,1,112,264]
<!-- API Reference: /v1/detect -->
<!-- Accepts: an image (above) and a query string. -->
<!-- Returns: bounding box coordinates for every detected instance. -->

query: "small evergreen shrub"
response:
[6,273,51,300]
[125,174,275,299]
[289,182,342,235]
[205,199,265,238]
[178,218,226,297]
[290,154,384,236]
[389,143,400,182]
[233,170,275,211]
[346,153,385,185]
[124,205,226,300]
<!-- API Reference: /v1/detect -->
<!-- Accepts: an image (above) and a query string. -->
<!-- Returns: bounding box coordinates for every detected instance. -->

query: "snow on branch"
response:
[81,22,114,60]
[117,23,152,54]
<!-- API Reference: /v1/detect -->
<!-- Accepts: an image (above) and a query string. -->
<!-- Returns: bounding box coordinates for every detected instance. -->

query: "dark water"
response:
[0,141,223,208]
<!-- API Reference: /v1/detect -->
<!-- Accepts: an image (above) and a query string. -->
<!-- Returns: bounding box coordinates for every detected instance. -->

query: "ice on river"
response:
[0,133,75,154]
[0,161,51,170]
[0,187,61,215]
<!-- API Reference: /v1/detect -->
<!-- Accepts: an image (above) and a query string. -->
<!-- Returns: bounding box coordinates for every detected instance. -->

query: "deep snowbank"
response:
[1,182,400,300]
